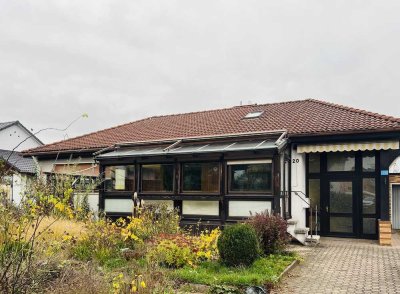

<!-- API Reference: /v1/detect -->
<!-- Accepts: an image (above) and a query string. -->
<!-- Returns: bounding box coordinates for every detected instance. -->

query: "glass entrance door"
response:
[327,180,355,236]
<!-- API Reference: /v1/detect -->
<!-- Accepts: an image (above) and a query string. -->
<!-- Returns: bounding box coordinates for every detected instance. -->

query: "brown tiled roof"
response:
[24,99,400,155]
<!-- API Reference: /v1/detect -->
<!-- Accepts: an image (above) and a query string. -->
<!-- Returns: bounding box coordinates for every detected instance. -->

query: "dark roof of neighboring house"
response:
[23,99,400,155]
[0,121,17,131]
[0,150,37,174]
[0,120,44,145]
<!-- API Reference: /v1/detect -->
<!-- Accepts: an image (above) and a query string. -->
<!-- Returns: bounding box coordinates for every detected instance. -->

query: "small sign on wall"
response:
[381,170,389,176]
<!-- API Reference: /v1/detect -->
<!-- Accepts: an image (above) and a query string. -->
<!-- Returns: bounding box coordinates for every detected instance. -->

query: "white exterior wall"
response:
[11,173,31,206]
[0,124,42,151]
[290,145,309,229]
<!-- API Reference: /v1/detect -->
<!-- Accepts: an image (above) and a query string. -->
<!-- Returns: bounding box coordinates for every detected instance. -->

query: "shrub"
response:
[148,237,196,268]
[217,224,259,267]
[247,211,289,255]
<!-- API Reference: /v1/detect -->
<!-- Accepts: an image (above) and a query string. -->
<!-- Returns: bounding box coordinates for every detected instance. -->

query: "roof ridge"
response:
[307,99,400,123]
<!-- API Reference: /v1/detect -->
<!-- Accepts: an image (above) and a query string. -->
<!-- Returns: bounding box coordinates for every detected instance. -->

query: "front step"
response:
[294,227,309,234]
[305,235,321,245]
[287,219,298,226]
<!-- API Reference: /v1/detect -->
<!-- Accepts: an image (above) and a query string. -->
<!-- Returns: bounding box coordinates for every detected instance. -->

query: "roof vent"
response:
[244,111,264,119]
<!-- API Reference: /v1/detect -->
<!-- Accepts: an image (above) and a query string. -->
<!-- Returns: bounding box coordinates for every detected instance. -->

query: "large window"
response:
[141,164,174,192]
[104,165,135,191]
[228,160,272,193]
[182,162,220,193]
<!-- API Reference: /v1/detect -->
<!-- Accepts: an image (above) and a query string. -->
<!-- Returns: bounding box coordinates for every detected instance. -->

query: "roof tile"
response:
[24,99,400,154]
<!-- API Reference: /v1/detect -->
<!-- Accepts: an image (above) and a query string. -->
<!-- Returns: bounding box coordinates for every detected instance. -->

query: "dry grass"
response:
[31,217,86,241]
[43,262,108,294]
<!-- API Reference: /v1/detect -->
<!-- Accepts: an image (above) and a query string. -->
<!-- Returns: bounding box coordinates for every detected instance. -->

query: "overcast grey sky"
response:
[0,0,399,144]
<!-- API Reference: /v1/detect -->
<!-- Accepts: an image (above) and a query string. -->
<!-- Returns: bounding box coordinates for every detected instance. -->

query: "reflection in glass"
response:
[229,163,272,192]
[182,162,220,193]
[330,217,353,233]
[362,153,376,172]
[104,165,135,191]
[330,181,352,213]
[363,178,376,214]
[327,153,355,172]
[308,153,320,173]
[141,164,174,192]
[363,218,376,234]
[309,179,320,209]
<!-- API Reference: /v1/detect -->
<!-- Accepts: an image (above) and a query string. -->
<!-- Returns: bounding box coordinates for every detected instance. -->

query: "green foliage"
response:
[208,284,241,294]
[217,224,260,267]
[247,211,290,255]
[149,239,196,268]
[172,254,298,287]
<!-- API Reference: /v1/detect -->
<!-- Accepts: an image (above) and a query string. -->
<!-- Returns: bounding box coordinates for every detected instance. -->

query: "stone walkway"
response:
[274,234,400,294]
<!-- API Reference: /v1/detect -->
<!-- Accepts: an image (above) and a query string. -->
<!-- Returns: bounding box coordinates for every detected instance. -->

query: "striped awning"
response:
[297,140,399,153]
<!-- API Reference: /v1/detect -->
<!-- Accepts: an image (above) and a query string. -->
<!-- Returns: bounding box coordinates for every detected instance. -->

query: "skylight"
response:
[244,111,264,119]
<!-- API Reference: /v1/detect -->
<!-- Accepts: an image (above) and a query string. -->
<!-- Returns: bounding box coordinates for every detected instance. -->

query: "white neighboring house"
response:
[0,121,43,204]
[0,121,43,151]
[0,150,38,204]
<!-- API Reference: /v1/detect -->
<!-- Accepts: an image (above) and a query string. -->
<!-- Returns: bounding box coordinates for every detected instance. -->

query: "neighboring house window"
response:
[227,160,272,193]
[141,164,174,192]
[104,165,135,191]
[182,162,220,193]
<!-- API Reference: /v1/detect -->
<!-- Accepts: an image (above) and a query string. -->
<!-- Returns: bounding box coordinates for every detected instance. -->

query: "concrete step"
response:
[305,235,321,245]
[287,219,298,226]
[294,227,309,234]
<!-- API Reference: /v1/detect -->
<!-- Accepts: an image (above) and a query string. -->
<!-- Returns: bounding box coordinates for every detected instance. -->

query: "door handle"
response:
[326,206,329,213]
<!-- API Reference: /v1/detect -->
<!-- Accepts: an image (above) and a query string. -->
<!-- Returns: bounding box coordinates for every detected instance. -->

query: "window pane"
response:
[229,163,272,192]
[363,218,376,234]
[308,153,320,173]
[330,216,353,233]
[182,162,220,193]
[229,200,271,217]
[330,181,352,213]
[104,165,135,191]
[141,164,174,192]
[309,179,320,209]
[363,178,376,214]
[363,153,375,172]
[182,201,219,216]
[327,153,355,172]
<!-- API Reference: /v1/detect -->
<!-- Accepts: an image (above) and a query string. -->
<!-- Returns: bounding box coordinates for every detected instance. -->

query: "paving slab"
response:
[275,234,400,294]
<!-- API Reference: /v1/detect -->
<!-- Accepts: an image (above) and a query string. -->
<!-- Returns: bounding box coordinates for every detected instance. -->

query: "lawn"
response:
[172,253,298,287]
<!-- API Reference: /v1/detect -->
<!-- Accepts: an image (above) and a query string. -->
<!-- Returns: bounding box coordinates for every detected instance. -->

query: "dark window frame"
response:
[226,160,274,195]
[139,163,175,194]
[180,161,222,195]
[103,164,136,193]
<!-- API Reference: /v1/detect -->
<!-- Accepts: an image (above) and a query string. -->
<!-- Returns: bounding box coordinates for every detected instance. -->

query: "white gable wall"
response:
[0,124,42,151]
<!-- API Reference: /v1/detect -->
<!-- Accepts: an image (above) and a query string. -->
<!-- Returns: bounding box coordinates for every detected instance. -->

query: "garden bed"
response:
[172,253,298,288]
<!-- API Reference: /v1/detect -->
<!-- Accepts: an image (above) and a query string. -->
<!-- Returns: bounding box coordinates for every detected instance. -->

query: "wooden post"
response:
[378,220,392,246]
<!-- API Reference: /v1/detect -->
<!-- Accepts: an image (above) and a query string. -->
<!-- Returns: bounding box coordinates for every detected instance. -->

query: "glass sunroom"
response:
[96,137,285,226]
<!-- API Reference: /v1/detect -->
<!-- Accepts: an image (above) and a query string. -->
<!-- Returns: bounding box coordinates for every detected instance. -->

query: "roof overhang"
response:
[96,132,287,160]
[297,139,400,153]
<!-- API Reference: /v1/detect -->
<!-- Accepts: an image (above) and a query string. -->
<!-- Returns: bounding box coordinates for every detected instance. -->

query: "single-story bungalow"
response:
[24,99,400,244]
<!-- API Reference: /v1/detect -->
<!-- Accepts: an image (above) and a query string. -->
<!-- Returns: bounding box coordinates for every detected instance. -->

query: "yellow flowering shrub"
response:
[148,228,221,268]
[194,228,221,262]
[112,272,147,294]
